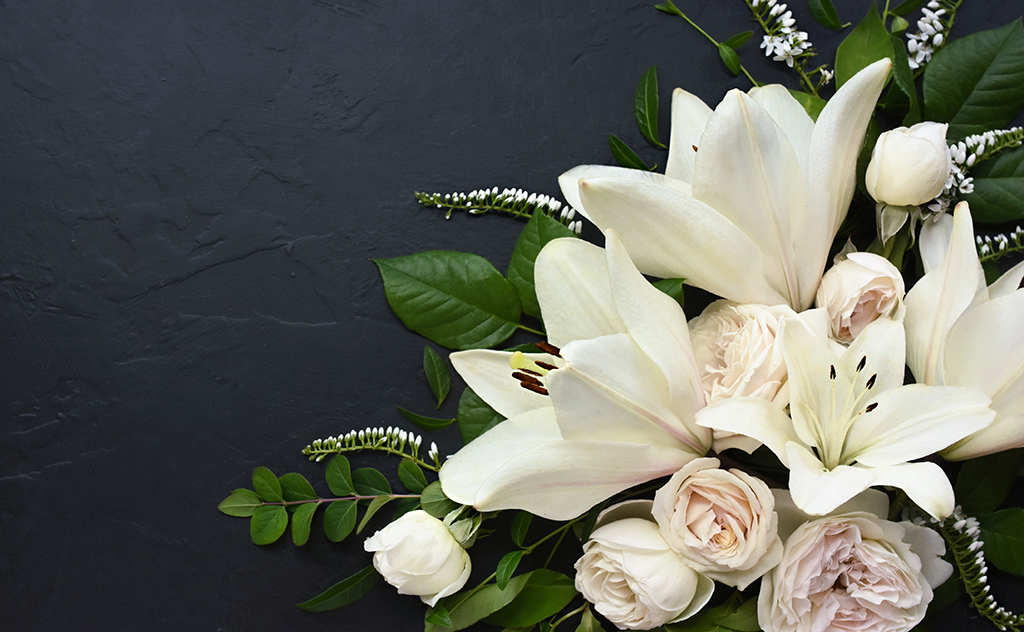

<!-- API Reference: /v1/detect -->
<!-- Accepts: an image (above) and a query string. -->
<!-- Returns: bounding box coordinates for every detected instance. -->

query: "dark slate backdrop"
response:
[3,1,1023,630]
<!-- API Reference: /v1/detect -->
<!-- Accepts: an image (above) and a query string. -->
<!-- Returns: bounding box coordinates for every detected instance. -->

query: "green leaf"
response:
[508,212,577,319]
[889,34,921,124]
[788,90,827,121]
[218,488,263,517]
[250,505,288,545]
[392,496,421,520]
[353,468,392,496]
[576,609,606,632]
[835,6,892,88]
[279,472,318,509]
[809,0,844,30]
[325,455,355,496]
[374,251,522,350]
[707,597,760,632]
[890,0,926,16]
[424,345,452,408]
[457,386,506,444]
[717,44,742,76]
[426,604,454,628]
[856,115,883,193]
[511,511,533,547]
[609,134,655,171]
[397,459,428,493]
[421,481,462,519]
[981,507,1024,576]
[252,466,283,503]
[323,500,358,542]
[484,569,578,628]
[357,495,394,534]
[295,565,379,612]
[890,15,909,35]
[397,406,455,432]
[722,31,754,50]
[964,144,1024,222]
[957,449,1024,515]
[634,65,665,148]
[923,20,1024,139]
[427,573,533,631]
[291,502,317,546]
[651,277,685,308]
[496,550,525,590]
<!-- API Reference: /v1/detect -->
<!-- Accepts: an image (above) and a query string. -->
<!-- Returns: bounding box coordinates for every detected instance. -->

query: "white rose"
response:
[760,490,952,632]
[652,457,783,589]
[866,122,951,207]
[815,252,906,343]
[363,510,471,606]
[575,501,714,630]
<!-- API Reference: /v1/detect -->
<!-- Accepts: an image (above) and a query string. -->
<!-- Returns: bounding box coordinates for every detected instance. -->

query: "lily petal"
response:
[558,165,692,222]
[781,316,850,453]
[665,87,714,184]
[748,84,815,174]
[695,397,801,466]
[839,317,906,394]
[786,442,874,515]
[867,461,956,519]
[450,350,554,418]
[772,488,890,540]
[535,238,626,346]
[988,259,1024,299]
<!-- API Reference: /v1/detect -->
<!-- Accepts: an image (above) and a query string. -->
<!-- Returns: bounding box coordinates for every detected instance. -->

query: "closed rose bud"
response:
[865,122,951,207]
[363,510,471,606]
[815,252,905,343]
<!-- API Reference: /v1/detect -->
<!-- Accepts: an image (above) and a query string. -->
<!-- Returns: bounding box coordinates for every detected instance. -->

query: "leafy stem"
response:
[549,603,589,631]
[260,493,420,507]
[658,0,761,87]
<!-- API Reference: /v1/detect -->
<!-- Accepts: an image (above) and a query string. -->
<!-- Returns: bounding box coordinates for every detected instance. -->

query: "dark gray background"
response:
[2,1,1022,630]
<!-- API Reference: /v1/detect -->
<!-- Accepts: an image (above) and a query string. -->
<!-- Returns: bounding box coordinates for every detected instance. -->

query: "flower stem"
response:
[261,493,420,507]
[549,603,589,631]
[660,0,761,87]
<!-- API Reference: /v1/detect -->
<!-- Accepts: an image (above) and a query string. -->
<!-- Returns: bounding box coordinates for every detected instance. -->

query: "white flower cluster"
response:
[976,227,1023,260]
[907,2,948,70]
[418,186,582,233]
[928,127,1024,214]
[303,425,428,462]
[752,0,812,68]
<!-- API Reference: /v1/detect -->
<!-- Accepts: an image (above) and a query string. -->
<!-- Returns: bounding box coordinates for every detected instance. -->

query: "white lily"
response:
[439,231,712,520]
[696,316,994,519]
[558,59,891,311]
[905,201,1024,459]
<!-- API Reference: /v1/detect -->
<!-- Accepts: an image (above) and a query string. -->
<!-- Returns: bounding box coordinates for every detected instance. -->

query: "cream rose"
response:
[759,491,952,632]
[866,121,951,207]
[363,510,471,606]
[575,501,714,630]
[815,252,905,343]
[652,457,783,589]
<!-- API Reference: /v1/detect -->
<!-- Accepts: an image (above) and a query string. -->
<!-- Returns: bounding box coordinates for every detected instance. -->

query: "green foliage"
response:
[965,144,1024,222]
[374,251,523,350]
[457,386,506,444]
[279,472,317,507]
[923,20,1024,139]
[323,500,358,542]
[291,503,317,546]
[357,495,394,534]
[789,90,827,121]
[722,31,753,50]
[398,459,429,493]
[496,550,525,590]
[808,0,844,30]
[890,0,926,16]
[981,508,1024,576]
[426,574,533,631]
[421,481,462,520]
[634,65,665,148]
[326,455,355,496]
[508,212,577,319]
[252,466,283,503]
[835,6,891,88]
[250,505,288,545]
[397,406,455,431]
[576,609,606,632]
[609,134,656,171]
[717,44,742,76]
[424,345,452,407]
[511,511,533,548]
[426,605,454,628]
[295,566,379,612]
[955,449,1024,515]
[484,569,578,628]
[888,34,921,124]
[353,467,392,496]
[665,593,759,632]
[651,278,686,308]
[218,489,262,517]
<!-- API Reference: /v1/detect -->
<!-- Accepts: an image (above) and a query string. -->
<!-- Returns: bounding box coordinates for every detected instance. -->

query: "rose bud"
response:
[865,122,951,207]
[815,252,905,343]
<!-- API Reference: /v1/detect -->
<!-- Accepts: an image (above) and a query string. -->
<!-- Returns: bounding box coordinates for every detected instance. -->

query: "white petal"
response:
[535,238,625,346]
[780,316,847,453]
[558,164,692,222]
[905,203,983,384]
[692,90,808,308]
[944,412,1024,461]
[868,461,956,519]
[800,58,891,309]
[748,84,815,173]
[576,176,788,305]
[772,487,890,540]
[988,259,1024,299]
[844,384,994,467]
[450,350,554,418]
[919,211,954,274]
[665,87,713,184]
[668,574,716,624]
[695,397,802,466]
[839,317,906,394]
[786,442,875,516]
[901,522,953,588]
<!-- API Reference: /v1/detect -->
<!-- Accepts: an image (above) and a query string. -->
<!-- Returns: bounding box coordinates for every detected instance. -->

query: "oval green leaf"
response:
[508,212,577,319]
[252,466,283,503]
[374,251,522,350]
[397,406,456,432]
[809,0,844,30]
[835,6,892,88]
[323,500,358,542]
[295,565,379,612]
[250,505,288,545]
[279,472,318,507]
[576,609,606,632]
[424,345,452,407]
[980,507,1024,576]
[428,573,533,632]
[291,502,317,546]
[457,386,505,444]
[956,449,1024,515]
[510,511,532,548]
[723,30,754,50]
[609,134,655,171]
[890,0,926,16]
[357,495,394,534]
[923,20,1024,139]
[353,467,391,496]
[717,43,742,76]
[484,569,578,628]
[398,459,428,493]
[964,144,1024,222]
[218,488,263,517]
[634,65,664,148]
[495,550,524,590]
[426,604,454,628]
[421,481,461,520]
[326,455,355,496]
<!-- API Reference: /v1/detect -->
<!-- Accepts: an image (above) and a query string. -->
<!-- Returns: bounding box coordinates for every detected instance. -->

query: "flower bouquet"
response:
[219,1,1024,631]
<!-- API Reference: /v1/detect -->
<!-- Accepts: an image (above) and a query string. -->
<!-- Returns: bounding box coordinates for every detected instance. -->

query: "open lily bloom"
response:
[558,59,891,311]
[439,231,712,520]
[696,316,994,519]
[905,202,1024,460]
